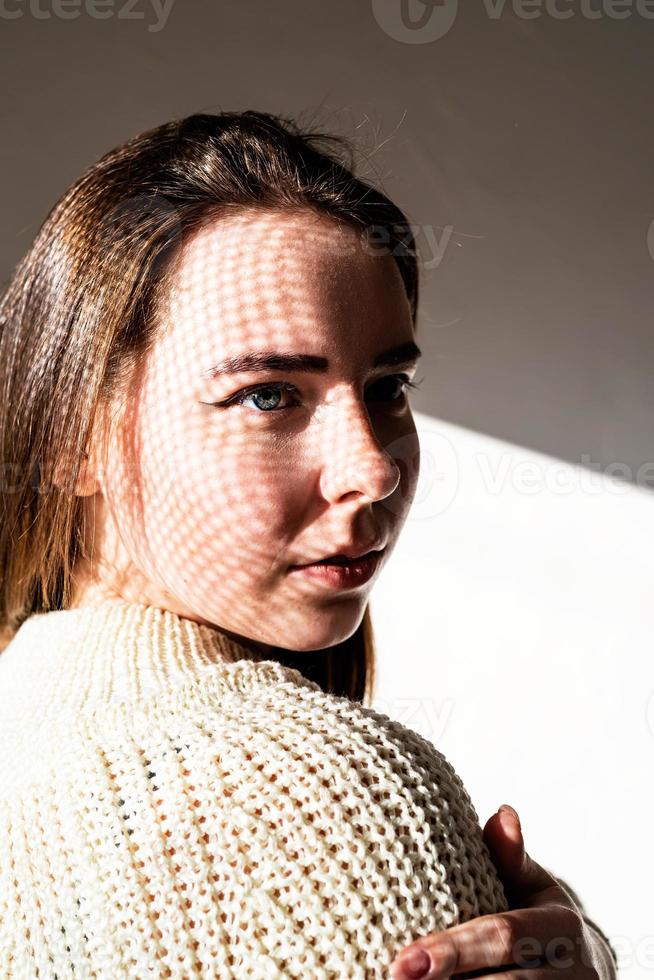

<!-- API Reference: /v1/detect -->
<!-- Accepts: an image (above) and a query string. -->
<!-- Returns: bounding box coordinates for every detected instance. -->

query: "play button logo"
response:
[372,0,459,43]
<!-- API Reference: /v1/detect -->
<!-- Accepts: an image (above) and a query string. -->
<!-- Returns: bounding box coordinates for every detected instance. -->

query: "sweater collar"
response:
[0,599,319,722]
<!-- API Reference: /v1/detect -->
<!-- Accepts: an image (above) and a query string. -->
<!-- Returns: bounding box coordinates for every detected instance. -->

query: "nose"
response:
[316,393,402,505]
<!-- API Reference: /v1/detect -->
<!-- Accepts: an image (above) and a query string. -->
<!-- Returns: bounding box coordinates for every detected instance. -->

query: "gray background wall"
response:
[2,0,653,489]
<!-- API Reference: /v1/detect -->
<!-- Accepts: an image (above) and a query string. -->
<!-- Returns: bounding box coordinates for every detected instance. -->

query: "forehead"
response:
[159,207,412,367]
[170,208,384,297]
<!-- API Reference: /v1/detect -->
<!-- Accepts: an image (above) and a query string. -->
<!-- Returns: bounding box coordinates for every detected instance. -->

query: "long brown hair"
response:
[0,110,419,705]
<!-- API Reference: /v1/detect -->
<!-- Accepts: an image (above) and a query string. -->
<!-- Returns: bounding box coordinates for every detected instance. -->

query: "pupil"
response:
[253,387,280,411]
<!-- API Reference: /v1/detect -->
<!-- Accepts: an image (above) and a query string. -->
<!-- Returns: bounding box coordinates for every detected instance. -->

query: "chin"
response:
[274,600,366,653]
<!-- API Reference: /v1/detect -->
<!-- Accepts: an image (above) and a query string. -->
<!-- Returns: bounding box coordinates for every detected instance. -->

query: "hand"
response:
[389,804,610,980]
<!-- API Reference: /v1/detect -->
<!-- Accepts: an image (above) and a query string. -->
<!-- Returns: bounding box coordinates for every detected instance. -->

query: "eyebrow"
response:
[200,341,422,379]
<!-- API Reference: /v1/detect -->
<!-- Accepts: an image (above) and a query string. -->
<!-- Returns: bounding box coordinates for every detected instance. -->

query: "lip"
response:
[295,539,388,566]
[288,549,384,590]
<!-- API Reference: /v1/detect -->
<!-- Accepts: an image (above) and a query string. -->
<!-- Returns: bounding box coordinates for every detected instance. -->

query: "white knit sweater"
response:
[0,600,508,979]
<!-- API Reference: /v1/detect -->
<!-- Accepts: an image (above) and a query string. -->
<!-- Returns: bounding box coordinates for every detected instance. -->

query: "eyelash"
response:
[221,374,424,413]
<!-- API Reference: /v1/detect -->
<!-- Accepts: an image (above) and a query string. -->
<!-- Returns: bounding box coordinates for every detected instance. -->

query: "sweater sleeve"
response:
[0,669,508,979]
[552,875,618,975]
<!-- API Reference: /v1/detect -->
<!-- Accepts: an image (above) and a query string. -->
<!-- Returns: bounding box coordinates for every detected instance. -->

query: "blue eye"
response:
[230,382,300,413]
[208,374,423,415]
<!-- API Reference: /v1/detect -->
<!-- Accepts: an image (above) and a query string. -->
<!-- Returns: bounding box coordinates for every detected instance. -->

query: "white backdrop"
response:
[370,410,654,980]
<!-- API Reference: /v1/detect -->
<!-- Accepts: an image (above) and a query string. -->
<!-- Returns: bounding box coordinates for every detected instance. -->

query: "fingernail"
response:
[498,803,520,829]
[390,946,432,979]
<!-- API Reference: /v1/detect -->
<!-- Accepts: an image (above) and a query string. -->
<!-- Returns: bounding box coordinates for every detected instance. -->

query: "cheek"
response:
[130,407,312,585]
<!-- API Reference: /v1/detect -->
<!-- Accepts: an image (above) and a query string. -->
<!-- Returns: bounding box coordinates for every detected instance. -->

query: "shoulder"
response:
[0,656,508,963]
[0,656,462,805]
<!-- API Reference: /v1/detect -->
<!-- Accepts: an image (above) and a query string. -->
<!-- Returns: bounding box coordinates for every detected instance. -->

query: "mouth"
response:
[288,549,385,590]
[292,548,384,568]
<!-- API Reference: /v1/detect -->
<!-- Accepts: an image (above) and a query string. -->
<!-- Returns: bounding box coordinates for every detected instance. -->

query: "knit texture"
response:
[0,600,508,979]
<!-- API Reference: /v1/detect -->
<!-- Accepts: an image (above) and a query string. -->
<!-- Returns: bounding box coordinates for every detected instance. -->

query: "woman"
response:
[0,111,615,979]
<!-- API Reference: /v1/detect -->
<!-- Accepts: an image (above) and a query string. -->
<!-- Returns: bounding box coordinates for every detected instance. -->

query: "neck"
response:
[0,599,279,721]
[67,578,277,660]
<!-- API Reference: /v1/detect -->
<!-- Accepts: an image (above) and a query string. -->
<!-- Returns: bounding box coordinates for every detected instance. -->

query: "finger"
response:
[390,906,583,980]
[483,806,558,904]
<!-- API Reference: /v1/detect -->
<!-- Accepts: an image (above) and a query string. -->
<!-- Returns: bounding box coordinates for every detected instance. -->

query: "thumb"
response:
[483,804,556,904]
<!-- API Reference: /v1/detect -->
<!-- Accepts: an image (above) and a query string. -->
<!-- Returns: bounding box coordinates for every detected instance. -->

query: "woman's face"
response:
[81,208,421,653]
